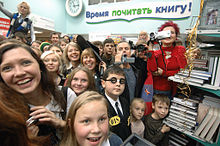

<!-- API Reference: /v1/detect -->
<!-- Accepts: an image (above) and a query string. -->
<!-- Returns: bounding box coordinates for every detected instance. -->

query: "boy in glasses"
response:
[101,65,131,141]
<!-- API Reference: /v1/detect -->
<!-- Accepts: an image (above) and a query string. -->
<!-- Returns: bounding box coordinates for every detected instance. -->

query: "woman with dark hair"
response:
[0,43,73,145]
[0,82,30,146]
[149,21,187,97]
[0,82,51,146]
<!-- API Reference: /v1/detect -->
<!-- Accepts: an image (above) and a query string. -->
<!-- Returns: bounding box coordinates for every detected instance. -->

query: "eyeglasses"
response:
[105,77,125,84]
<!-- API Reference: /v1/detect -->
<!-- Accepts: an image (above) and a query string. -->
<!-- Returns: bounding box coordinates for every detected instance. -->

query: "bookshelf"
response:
[188,134,220,146]
[168,76,220,146]
[168,76,220,97]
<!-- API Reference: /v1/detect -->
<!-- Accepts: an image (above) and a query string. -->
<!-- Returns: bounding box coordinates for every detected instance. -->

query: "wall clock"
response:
[65,0,83,17]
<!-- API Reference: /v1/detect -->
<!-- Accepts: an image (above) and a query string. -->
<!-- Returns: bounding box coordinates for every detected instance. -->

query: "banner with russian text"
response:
[86,0,192,24]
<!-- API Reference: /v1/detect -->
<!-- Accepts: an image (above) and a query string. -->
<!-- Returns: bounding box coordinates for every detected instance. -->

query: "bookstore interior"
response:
[166,0,220,146]
[0,0,220,146]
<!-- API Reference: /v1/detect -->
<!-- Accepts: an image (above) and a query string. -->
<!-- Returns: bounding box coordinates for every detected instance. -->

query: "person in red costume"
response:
[148,21,187,98]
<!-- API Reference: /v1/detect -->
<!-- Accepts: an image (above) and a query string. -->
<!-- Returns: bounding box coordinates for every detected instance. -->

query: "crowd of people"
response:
[0,1,191,146]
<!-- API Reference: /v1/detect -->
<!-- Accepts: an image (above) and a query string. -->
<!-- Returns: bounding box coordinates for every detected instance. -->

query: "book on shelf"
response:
[163,120,194,135]
[208,56,215,74]
[203,95,220,108]
[213,57,220,87]
[172,97,199,107]
[174,74,205,85]
[194,107,214,136]
[170,104,197,117]
[192,59,209,71]
[176,72,210,80]
[169,139,182,146]
[169,112,197,125]
[210,56,219,85]
[199,107,218,139]
[169,109,196,121]
[171,100,197,110]
[166,118,195,132]
[197,103,210,124]
[169,131,189,146]
[180,70,211,78]
[167,116,196,128]
[205,108,220,142]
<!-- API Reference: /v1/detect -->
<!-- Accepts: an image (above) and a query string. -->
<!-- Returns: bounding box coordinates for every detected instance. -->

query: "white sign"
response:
[30,14,55,31]
[86,0,192,24]
[89,32,111,42]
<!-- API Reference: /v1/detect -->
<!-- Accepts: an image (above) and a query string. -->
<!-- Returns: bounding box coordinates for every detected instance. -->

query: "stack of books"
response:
[194,95,220,143]
[172,55,220,87]
[169,130,190,146]
[174,70,212,85]
[193,59,209,71]
[164,97,199,135]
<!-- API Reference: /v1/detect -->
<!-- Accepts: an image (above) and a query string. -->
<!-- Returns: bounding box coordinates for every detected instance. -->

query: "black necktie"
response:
[115,102,123,118]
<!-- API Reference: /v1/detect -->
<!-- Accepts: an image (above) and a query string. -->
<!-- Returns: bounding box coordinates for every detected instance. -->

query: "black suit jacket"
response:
[104,94,131,141]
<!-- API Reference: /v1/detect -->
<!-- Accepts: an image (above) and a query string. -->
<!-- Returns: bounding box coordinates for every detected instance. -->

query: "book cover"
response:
[174,74,204,85]
[169,131,189,144]
[197,103,210,124]
[205,108,220,142]
[169,109,196,121]
[208,56,215,73]
[166,118,195,131]
[203,95,220,108]
[169,139,183,146]
[171,100,197,110]
[173,97,199,107]
[169,135,188,146]
[177,72,210,80]
[169,113,197,125]
[181,70,212,78]
[163,120,194,135]
[214,57,220,87]
[170,104,197,117]
[194,107,214,136]
[167,116,196,127]
[199,107,218,138]
[211,56,219,85]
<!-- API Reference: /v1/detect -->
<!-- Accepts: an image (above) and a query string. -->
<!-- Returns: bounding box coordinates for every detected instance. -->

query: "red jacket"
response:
[150,45,187,92]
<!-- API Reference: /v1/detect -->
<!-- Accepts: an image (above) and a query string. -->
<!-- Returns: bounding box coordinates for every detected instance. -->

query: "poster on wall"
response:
[89,0,129,5]
[199,0,220,30]
[86,0,192,24]
[0,17,10,37]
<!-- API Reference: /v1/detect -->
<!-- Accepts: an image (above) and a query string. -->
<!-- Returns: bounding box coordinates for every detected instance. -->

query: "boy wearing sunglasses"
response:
[101,65,131,141]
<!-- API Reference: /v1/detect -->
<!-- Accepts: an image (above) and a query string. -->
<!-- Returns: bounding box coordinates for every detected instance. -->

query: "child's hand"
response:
[161,124,170,133]
[30,106,66,128]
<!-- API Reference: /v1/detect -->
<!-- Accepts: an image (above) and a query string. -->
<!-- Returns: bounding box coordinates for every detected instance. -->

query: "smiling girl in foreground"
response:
[60,91,123,146]
[0,43,75,145]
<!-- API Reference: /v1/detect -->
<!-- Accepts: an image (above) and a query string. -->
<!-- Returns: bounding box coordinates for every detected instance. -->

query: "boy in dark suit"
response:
[101,65,131,141]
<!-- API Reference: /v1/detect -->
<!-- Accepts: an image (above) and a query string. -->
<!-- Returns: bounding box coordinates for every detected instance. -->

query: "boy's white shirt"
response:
[105,93,124,115]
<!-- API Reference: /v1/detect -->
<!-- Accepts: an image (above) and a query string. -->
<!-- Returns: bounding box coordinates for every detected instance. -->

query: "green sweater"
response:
[144,113,169,146]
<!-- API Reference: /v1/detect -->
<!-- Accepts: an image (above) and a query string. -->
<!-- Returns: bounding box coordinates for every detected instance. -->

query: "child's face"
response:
[131,102,145,120]
[74,100,109,146]
[101,74,125,100]
[71,70,89,95]
[152,101,169,120]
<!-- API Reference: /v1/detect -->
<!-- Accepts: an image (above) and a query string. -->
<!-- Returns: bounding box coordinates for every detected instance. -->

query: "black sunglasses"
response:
[105,77,126,84]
